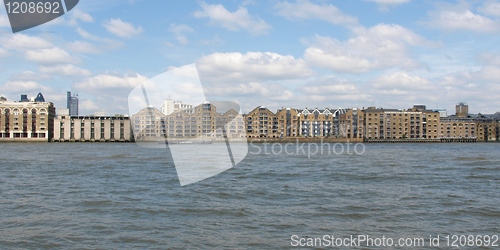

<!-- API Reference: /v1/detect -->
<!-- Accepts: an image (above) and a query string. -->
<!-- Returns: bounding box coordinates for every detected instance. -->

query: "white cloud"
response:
[76,28,124,50]
[103,18,143,38]
[0,47,9,57]
[193,2,271,35]
[431,70,500,114]
[75,73,148,91]
[0,81,40,92]
[40,64,91,76]
[367,0,410,4]
[196,51,313,82]
[76,27,99,40]
[302,84,357,95]
[479,53,500,66]
[294,77,372,107]
[79,99,100,112]
[24,47,78,64]
[372,72,433,90]
[0,14,9,27]
[169,24,194,45]
[0,34,53,50]
[304,24,435,73]
[9,71,52,81]
[304,44,375,73]
[426,3,499,33]
[474,66,500,82]
[205,81,279,96]
[366,0,410,10]
[275,0,358,27]
[67,41,100,54]
[71,9,94,24]
[478,1,500,17]
[65,9,94,26]
[74,73,149,115]
[202,81,298,112]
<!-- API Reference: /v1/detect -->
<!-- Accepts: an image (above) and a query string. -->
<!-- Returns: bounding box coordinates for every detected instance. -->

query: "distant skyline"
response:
[1,0,500,115]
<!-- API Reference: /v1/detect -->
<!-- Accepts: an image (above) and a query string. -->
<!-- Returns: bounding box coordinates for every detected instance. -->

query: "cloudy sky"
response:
[0,0,499,115]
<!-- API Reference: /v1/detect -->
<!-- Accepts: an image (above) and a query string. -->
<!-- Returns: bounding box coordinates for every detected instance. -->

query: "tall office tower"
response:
[35,92,45,102]
[67,91,79,116]
[20,94,29,102]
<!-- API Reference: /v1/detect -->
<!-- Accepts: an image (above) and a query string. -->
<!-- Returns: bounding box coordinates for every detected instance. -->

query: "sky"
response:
[0,0,499,115]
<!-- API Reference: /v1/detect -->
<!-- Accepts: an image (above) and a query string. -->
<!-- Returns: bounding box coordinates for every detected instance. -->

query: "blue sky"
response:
[1,0,500,115]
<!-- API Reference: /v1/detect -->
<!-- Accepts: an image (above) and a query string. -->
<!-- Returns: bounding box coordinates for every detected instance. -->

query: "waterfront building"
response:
[423,109,441,139]
[244,106,349,138]
[0,94,55,142]
[361,106,440,140]
[275,107,299,137]
[188,102,245,139]
[439,117,477,139]
[132,102,500,142]
[244,106,277,138]
[437,103,477,140]
[212,108,245,139]
[361,107,395,139]
[53,115,132,142]
[339,108,365,139]
[477,120,499,142]
[297,108,336,137]
[473,113,500,142]
[133,106,166,141]
[133,102,245,140]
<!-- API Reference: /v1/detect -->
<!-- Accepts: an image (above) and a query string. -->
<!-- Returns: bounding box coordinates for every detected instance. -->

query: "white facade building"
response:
[162,99,193,115]
[162,99,175,115]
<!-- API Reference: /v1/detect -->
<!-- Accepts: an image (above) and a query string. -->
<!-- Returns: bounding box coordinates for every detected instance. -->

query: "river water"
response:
[0,143,499,249]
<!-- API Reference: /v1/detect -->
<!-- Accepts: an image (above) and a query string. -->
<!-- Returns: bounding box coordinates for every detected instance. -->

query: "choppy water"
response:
[0,143,499,249]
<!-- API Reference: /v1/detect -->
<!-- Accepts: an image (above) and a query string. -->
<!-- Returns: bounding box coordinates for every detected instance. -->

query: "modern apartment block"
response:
[53,115,133,142]
[0,94,55,142]
[162,99,194,116]
[133,102,245,141]
[275,107,299,137]
[339,108,364,139]
[244,106,347,138]
[297,108,339,137]
[362,106,441,140]
[245,106,278,138]
[133,106,166,140]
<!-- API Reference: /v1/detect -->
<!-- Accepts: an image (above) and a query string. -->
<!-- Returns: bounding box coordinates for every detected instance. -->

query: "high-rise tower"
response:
[67,91,79,116]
